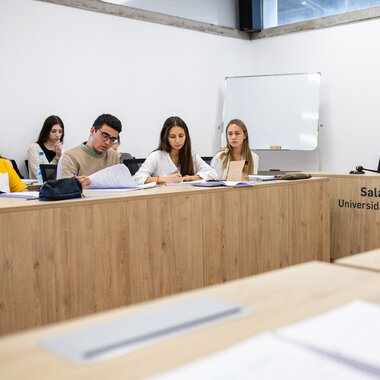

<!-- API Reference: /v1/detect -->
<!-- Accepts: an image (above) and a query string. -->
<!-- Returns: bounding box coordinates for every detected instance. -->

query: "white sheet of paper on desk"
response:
[0,191,39,199]
[40,297,251,365]
[276,300,380,374]
[88,164,137,189]
[21,179,38,185]
[85,182,156,193]
[0,173,10,193]
[249,175,277,181]
[149,332,371,380]
[149,300,380,380]
[223,181,253,187]
[165,180,205,186]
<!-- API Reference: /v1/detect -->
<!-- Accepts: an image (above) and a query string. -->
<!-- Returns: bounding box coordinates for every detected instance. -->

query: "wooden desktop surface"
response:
[309,172,380,259]
[0,178,329,335]
[335,248,380,272]
[1,261,380,379]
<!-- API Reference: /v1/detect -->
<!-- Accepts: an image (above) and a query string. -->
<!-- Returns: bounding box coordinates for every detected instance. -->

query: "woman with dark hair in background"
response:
[211,119,259,179]
[133,116,217,185]
[27,115,65,178]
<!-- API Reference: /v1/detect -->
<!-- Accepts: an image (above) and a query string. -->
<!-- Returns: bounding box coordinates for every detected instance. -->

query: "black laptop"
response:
[40,164,58,182]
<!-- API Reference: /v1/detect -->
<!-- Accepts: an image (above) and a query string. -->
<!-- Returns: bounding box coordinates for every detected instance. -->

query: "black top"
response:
[38,143,56,163]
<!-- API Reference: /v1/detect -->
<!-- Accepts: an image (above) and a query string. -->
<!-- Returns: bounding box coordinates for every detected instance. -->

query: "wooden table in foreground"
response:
[309,172,380,259]
[1,261,380,379]
[335,248,380,272]
[0,178,329,335]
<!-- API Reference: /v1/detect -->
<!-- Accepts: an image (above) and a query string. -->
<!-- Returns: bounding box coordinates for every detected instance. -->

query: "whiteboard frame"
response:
[221,72,321,151]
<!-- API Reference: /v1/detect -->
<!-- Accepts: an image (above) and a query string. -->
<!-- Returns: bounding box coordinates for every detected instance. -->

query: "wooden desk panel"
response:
[309,172,380,259]
[0,179,329,335]
[1,262,380,379]
[335,249,380,272]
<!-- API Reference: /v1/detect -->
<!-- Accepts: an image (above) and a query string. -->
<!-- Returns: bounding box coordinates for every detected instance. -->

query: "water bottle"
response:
[37,152,44,184]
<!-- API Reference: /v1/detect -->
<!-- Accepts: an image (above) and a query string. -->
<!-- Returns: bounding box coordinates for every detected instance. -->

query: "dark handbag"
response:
[39,177,83,201]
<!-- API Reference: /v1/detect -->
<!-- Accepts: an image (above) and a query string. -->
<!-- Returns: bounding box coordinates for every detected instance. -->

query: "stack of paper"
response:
[249,175,278,181]
[0,191,39,199]
[193,181,253,188]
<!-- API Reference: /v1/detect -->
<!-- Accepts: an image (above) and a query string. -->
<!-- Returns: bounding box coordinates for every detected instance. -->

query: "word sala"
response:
[361,187,380,197]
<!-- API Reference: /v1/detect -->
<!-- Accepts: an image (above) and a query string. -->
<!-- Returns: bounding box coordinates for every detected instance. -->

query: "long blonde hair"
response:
[219,119,254,173]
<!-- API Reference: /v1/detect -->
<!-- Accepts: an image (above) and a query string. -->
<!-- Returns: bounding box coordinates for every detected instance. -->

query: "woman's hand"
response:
[76,176,91,189]
[183,175,202,182]
[161,173,183,183]
[54,141,63,158]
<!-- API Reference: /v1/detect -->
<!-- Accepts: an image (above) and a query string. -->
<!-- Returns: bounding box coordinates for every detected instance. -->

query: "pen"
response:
[73,172,77,177]
[178,164,181,173]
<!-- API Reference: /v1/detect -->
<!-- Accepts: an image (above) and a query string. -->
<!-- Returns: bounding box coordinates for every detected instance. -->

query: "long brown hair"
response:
[157,116,194,175]
[219,119,254,173]
[37,115,65,144]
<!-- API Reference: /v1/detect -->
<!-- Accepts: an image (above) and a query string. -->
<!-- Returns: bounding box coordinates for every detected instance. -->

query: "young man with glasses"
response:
[58,114,122,180]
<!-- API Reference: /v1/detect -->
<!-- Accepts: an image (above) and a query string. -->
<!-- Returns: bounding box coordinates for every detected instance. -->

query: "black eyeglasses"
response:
[96,129,119,145]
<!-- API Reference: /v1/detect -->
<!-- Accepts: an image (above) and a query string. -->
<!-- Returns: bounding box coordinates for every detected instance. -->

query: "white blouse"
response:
[133,150,218,185]
[210,151,259,180]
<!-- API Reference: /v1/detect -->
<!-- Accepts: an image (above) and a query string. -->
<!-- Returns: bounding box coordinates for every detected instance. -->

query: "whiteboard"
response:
[222,73,321,150]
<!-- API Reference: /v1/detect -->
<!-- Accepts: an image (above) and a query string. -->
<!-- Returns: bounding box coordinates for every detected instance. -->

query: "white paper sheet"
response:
[0,173,10,193]
[149,300,380,380]
[21,179,38,185]
[223,181,253,187]
[192,181,253,188]
[249,175,277,181]
[88,164,137,189]
[150,332,372,380]
[165,180,205,186]
[84,182,156,194]
[0,191,39,199]
[276,300,380,374]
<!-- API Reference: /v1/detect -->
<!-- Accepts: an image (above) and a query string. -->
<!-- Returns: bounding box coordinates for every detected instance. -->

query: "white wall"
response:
[1,0,380,176]
[108,0,239,28]
[249,20,380,172]
[0,0,252,177]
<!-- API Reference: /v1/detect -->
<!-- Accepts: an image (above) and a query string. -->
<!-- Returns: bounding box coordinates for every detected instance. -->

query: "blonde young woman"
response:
[211,119,259,179]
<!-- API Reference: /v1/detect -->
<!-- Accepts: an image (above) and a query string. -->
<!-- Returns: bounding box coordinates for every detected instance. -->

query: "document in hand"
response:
[88,164,140,189]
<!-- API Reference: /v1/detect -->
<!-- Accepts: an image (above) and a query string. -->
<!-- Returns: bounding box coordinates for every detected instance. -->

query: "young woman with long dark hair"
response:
[27,115,65,178]
[133,116,217,185]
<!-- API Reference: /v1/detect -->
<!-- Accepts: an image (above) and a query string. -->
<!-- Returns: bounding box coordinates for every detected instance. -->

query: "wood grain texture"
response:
[1,261,380,379]
[309,172,380,259]
[0,179,329,335]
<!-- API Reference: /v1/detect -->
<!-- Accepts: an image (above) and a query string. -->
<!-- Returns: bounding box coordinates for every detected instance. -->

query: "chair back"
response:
[123,158,146,176]
[201,156,213,165]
